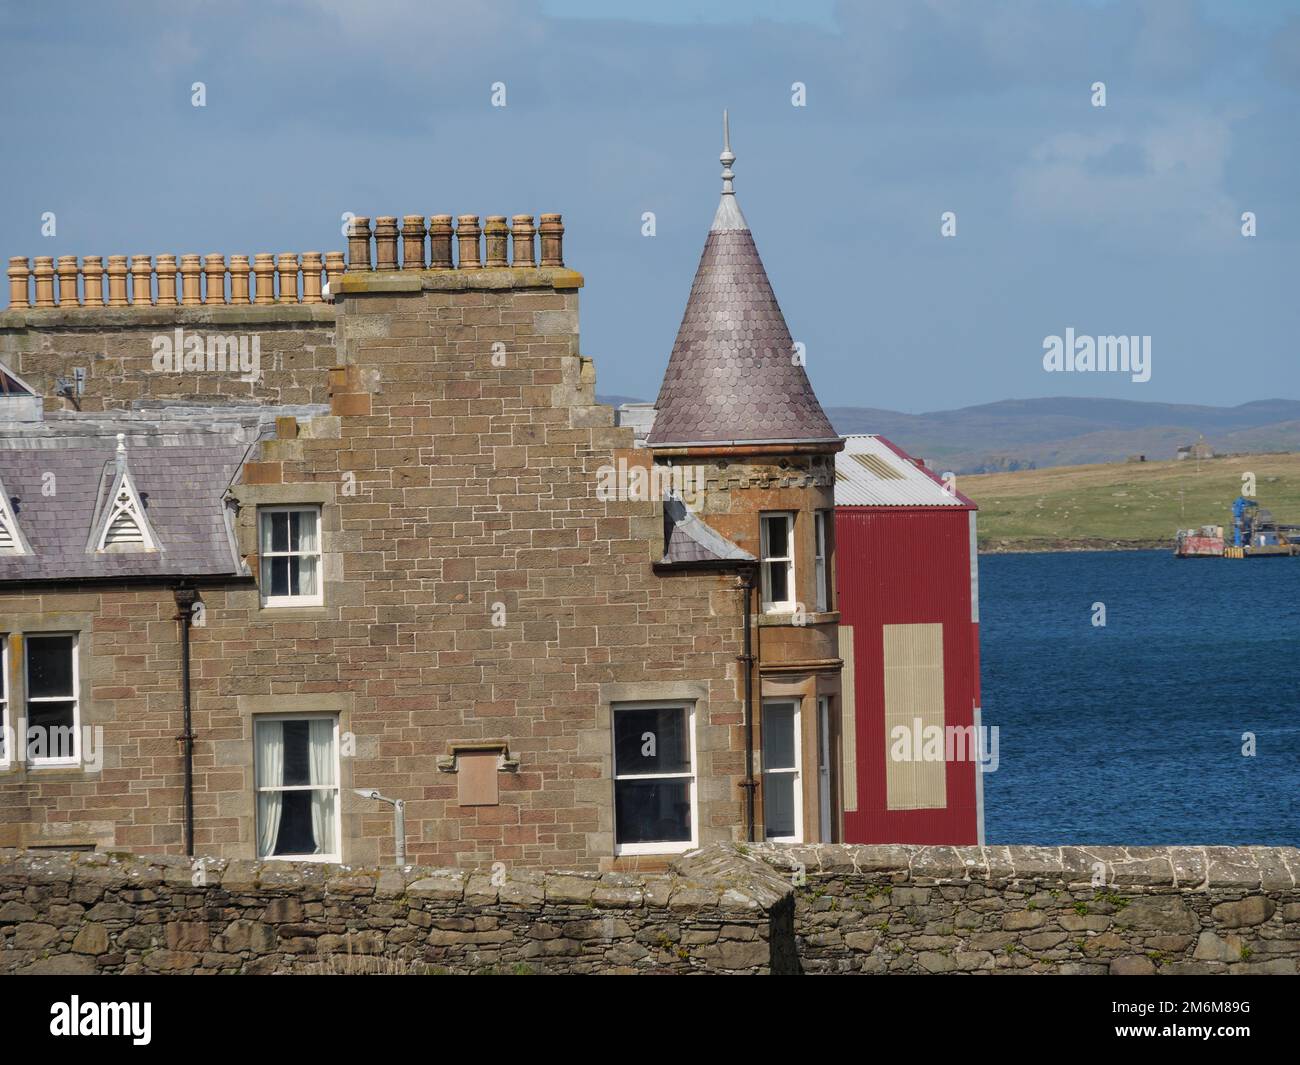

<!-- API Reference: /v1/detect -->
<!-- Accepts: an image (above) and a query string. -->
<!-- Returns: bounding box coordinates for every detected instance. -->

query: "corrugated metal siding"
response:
[835,434,975,508]
[835,505,980,845]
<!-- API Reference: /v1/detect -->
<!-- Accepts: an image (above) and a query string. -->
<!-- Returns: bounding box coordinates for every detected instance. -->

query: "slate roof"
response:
[659,491,754,567]
[647,164,839,448]
[0,404,325,583]
[834,435,977,509]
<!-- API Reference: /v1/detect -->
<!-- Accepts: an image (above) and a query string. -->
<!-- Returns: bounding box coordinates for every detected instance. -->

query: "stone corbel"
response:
[436,742,518,773]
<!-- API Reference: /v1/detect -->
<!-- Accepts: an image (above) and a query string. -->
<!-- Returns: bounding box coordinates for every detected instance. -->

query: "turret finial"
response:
[720,109,735,195]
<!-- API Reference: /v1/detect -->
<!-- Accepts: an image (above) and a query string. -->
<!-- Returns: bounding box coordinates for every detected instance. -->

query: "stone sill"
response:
[254,605,332,621]
[338,266,584,294]
[0,304,337,329]
[757,610,840,627]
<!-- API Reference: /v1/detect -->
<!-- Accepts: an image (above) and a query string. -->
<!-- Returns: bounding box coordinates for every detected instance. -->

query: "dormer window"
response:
[0,484,30,555]
[90,435,159,554]
[98,477,155,550]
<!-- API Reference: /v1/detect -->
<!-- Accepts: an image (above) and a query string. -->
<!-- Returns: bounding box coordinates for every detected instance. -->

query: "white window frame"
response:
[817,695,833,843]
[814,510,830,613]
[259,505,324,608]
[762,697,802,843]
[760,511,797,614]
[254,713,342,863]
[0,635,9,769]
[24,632,81,768]
[612,701,698,857]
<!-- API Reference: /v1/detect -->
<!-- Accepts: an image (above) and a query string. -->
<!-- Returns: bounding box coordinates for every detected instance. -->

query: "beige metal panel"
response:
[884,622,946,810]
[837,625,858,812]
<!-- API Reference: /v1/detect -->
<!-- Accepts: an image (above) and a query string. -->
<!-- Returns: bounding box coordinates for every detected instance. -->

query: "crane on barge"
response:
[1175,495,1300,558]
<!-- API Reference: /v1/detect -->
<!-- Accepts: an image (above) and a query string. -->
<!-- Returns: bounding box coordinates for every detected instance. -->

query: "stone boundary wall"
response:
[753,842,1300,975]
[2,843,1297,975]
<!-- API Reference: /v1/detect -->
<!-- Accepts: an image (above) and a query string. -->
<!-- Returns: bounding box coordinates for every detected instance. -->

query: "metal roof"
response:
[834,435,976,509]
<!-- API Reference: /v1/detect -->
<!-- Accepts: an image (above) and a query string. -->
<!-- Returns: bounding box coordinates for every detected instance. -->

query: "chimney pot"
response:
[456,215,481,269]
[347,216,372,271]
[7,256,31,309]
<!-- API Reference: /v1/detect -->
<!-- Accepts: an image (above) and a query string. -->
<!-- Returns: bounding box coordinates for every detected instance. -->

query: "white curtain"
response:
[308,718,336,856]
[296,511,319,595]
[256,721,284,858]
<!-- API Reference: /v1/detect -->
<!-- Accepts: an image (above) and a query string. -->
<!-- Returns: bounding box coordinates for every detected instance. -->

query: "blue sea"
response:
[979,550,1300,845]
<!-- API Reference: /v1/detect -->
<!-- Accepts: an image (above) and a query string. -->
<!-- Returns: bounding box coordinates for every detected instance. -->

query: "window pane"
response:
[764,773,796,839]
[765,560,788,603]
[763,515,788,558]
[269,511,289,553]
[270,790,318,855]
[615,779,691,844]
[281,720,312,787]
[293,509,319,553]
[267,555,290,597]
[27,636,74,698]
[297,556,318,596]
[763,702,797,769]
[26,701,77,759]
[614,706,690,775]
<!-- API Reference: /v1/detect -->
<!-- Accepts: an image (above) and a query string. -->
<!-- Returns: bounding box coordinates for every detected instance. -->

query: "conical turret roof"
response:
[647,114,839,449]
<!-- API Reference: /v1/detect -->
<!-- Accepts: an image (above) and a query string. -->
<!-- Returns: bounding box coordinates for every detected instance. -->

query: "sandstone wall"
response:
[3,843,1296,975]
[0,305,338,409]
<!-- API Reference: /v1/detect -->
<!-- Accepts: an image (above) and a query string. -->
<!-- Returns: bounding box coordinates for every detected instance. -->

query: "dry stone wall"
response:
[2,843,1297,975]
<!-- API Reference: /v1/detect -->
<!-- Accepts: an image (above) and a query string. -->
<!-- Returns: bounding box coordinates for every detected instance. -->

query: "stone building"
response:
[0,126,842,870]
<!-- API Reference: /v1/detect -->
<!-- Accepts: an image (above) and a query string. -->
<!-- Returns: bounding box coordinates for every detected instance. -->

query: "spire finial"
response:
[720,109,735,195]
[115,432,126,472]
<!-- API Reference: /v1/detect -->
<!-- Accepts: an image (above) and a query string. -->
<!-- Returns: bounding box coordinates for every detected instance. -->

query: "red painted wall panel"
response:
[835,505,981,844]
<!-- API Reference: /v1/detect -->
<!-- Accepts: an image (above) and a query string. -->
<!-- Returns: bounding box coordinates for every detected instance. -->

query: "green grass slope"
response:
[961,452,1300,551]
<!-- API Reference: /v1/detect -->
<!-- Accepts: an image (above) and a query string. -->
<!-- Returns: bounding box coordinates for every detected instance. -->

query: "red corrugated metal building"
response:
[834,434,984,845]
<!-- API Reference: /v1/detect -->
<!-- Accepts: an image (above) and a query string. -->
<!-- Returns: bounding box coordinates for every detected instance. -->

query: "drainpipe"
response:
[172,585,199,858]
[739,566,758,842]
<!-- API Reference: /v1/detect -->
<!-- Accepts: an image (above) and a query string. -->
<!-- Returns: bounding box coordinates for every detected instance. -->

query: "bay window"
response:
[762,698,802,842]
[760,512,796,613]
[814,510,830,612]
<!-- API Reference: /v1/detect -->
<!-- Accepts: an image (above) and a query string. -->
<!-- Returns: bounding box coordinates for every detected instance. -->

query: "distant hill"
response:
[822,397,1300,473]
[962,452,1300,552]
[597,394,1300,473]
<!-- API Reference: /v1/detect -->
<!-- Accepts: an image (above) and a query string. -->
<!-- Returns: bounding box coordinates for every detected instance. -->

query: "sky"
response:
[1,0,1298,414]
